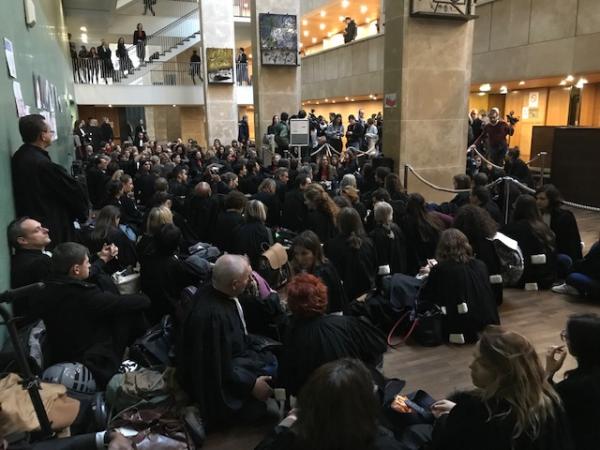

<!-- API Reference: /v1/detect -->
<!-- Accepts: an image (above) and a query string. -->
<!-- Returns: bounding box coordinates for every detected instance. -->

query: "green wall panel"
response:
[0,1,75,341]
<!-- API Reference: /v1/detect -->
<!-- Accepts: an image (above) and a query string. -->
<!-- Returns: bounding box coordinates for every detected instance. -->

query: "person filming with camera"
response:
[479,108,515,166]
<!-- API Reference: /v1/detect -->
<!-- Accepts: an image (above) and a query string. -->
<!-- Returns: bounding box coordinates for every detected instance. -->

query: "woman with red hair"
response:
[280,273,386,396]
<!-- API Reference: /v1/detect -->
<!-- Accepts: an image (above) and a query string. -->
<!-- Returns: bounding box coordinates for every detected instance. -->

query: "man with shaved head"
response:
[184,181,218,242]
[179,254,277,428]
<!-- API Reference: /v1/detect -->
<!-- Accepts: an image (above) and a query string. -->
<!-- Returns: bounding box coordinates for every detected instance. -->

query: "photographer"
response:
[480,109,514,166]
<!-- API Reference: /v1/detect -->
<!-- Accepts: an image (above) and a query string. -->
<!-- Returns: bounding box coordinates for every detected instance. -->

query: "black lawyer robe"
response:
[369,223,407,275]
[11,144,89,245]
[280,314,386,396]
[10,249,51,325]
[178,285,276,427]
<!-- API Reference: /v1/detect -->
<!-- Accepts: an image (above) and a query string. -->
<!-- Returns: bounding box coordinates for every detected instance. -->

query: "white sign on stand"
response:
[290,118,310,146]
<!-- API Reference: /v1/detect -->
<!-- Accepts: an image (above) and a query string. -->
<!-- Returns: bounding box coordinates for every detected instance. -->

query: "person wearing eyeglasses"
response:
[546,314,600,450]
[12,115,89,247]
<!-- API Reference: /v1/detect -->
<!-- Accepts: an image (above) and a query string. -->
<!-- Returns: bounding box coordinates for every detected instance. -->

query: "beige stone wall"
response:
[181,106,207,146]
[473,0,600,83]
[383,0,473,203]
[301,35,384,101]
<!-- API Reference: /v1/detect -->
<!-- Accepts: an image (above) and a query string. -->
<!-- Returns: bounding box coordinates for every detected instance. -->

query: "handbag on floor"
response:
[257,243,291,289]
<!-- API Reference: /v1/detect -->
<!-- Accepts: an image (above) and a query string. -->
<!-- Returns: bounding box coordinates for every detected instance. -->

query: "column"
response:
[199,0,238,145]
[250,0,301,144]
[382,1,474,202]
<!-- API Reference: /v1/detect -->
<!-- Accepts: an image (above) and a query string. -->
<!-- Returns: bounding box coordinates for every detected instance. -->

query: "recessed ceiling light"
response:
[319,23,326,30]
[559,80,567,86]
[477,92,486,96]
[500,86,508,94]
[339,15,345,22]
[80,26,87,32]
[479,83,491,92]
[320,10,326,17]
[303,30,309,37]
[360,5,368,13]
[566,75,574,82]
[325,98,329,102]
[172,104,177,107]
[332,100,336,104]
[312,37,317,43]
[316,101,320,105]
[518,80,525,86]
[345,96,349,100]
[302,19,308,26]
[108,104,112,107]
[350,98,355,102]
[342,0,350,8]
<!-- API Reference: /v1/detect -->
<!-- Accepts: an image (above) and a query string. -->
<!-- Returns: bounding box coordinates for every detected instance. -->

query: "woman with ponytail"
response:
[325,207,377,301]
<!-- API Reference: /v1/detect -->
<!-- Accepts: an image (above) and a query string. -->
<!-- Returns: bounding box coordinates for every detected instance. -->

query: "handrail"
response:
[125,6,200,56]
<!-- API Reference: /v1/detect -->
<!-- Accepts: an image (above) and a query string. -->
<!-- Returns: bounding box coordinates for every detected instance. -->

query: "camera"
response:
[506,113,519,126]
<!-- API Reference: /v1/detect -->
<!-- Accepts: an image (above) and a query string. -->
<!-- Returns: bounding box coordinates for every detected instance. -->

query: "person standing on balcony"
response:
[97,39,114,84]
[189,49,202,85]
[133,23,147,63]
[236,47,249,85]
[143,0,156,16]
[116,37,133,76]
[343,17,357,44]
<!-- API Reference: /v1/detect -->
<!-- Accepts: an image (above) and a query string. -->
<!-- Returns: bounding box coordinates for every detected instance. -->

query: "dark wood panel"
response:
[551,127,600,207]
[530,125,555,168]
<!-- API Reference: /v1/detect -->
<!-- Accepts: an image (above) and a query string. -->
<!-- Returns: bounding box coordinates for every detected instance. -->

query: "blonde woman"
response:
[234,200,272,268]
[430,326,573,450]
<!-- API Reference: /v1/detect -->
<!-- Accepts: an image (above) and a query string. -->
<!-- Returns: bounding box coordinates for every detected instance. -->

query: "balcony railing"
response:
[235,62,252,86]
[233,0,251,17]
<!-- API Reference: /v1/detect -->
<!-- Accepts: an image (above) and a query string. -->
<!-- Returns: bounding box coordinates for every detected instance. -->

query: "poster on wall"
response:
[13,81,26,117]
[4,38,17,79]
[528,92,539,109]
[259,13,298,66]
[384,93,398,108]
[206,48,234,84]
[521,106,529,120]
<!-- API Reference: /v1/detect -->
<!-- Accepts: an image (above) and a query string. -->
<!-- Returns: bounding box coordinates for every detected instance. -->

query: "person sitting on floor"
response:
[545,313,600,450]
[325,207,377,302]
[178,254,277,429]
[32,242,150,388]
[552,233,600,300]
[290,230,347,314]
[419,229,499,344]
[502,194,557,290]
[536,184,583,276]
[257,358,403,450]
[279,274,386,396]
[429,326,574,450]
[369,201,407,275]
[8,217,52,326]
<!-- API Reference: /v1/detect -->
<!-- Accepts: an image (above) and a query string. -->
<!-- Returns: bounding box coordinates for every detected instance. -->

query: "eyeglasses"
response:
[560,329,568,342]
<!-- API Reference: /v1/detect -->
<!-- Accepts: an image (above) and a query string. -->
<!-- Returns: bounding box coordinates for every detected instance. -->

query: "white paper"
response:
[521,106,529,120]
[4,38,17,79]
[13,81,26,117]
[528,92,539,108]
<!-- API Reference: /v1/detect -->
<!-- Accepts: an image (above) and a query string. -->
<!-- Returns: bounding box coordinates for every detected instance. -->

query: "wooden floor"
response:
[204,209,600,450]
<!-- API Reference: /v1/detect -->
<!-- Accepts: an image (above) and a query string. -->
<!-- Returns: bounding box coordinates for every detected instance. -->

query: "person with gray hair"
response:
[234,200,273,267]
[340,173,357,190]
[179,254,277,427]
[369,201,407,275]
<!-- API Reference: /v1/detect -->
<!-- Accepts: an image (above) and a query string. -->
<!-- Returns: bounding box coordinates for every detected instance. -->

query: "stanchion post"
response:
[503,177,510,225]
[540,153,546,187]
[403,164,409,193]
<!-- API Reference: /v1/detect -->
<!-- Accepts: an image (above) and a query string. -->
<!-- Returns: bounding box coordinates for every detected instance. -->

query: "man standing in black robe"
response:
[12,115,89,246]
[179,254,277,428]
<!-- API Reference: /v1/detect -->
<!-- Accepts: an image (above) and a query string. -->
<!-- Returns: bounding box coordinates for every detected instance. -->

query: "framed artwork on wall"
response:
[410,0,477,20]
[206,48,234,84]
[259,13,298,66]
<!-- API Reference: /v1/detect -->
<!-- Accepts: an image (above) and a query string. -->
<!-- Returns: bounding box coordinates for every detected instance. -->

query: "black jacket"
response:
[100,122,113,142]
[306,209,337,243]
[501,219,557,289]
[314,261,348,314]
[11,144,88,245]
[555,368,600,450]
[185,195,219,243]
[280,314,386,396]
[214,210,245,254]
[281,189,307,232]
[325,235,377,301]
[234,220,272,268]
[420,259,500,343]
[549,208,583,261]
[252,191,281,228]
[178,285,276,427]
[86,166,110,210]
[32,275,149,386]
[10,249,51,325]
[432,391,574,450]
[401,215,441,275]
[369,223,407,275]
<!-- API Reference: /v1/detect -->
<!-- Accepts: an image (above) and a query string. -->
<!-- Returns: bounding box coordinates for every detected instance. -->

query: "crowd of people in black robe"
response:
[4,112,600,450]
